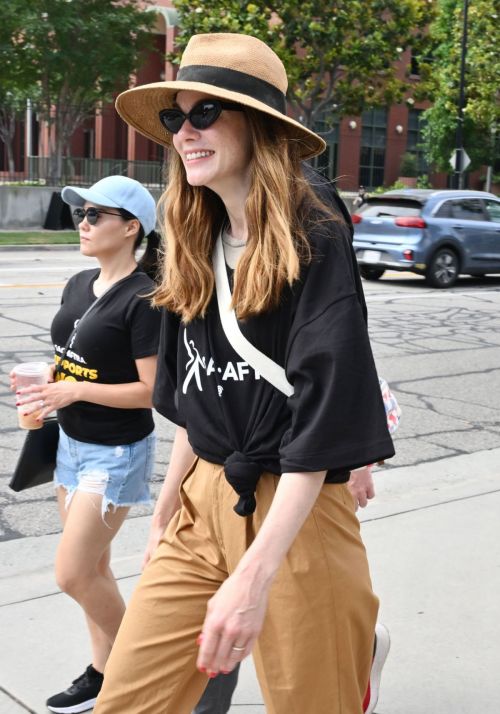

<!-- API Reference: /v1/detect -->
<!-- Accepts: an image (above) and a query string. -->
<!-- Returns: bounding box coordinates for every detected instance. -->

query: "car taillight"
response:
[403,249,414,261]
[395,216,426,228]
[351,214,362,224]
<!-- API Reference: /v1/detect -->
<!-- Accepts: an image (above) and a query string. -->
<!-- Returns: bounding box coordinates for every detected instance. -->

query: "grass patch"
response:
[0,231,79,245]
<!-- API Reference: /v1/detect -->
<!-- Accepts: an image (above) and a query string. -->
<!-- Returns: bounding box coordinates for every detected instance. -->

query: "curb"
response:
[0,244,79,252]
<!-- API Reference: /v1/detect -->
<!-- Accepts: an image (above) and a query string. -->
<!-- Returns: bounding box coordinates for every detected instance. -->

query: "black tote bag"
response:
[8,417,59,492]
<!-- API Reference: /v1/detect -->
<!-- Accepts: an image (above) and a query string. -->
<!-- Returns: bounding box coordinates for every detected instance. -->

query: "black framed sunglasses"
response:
[159,99,242,134]
[73,207,123,226]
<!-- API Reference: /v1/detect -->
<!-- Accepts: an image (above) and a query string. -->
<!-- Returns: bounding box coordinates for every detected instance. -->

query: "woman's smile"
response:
[184,150,215,162]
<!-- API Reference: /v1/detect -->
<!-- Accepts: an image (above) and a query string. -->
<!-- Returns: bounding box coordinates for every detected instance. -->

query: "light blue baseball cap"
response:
[61,175,156,235]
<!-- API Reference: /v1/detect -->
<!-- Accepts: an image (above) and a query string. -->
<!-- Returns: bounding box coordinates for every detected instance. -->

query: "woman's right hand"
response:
[141,523,166,570]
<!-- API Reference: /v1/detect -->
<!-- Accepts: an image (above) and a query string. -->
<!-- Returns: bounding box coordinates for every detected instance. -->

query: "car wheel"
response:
[360,266,385,281]
[426,248,459,288]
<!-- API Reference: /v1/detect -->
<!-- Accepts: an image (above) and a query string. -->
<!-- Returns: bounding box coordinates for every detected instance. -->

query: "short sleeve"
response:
[125,294,161,359]
[153,308,186,427]
[279,228,394,473]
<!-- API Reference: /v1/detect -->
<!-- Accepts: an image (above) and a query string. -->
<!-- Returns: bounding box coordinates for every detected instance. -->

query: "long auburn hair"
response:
[153,109,335,321]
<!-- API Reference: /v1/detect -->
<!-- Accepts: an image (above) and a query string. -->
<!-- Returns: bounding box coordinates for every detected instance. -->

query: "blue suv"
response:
[352,189,500,288]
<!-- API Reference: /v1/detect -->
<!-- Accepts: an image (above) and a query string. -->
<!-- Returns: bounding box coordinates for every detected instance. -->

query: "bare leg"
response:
[55,487,129,671]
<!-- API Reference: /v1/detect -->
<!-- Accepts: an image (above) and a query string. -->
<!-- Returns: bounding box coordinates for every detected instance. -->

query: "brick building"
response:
[0,1,486,191]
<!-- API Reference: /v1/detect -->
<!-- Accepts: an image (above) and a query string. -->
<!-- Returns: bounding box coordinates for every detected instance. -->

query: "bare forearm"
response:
[152,426,196,528]
[235,470,326,585]
[75,380,153,409]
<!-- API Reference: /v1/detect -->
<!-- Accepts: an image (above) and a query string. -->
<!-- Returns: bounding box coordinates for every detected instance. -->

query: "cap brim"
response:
[61,186,122,208]
[115,81,326,160]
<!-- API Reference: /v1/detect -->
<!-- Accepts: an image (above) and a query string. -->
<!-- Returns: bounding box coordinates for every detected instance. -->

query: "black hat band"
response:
[177,65,287,115]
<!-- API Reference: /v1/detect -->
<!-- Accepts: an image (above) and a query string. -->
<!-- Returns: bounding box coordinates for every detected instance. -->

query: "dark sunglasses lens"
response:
[73,208,85,224]
[190,102,221,129]
[85,208,99,225]
[160,109,185,134]
[73,208,99,225]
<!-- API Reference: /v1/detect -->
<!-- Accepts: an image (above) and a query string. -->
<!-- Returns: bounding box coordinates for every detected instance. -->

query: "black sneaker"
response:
[46,665,103,713]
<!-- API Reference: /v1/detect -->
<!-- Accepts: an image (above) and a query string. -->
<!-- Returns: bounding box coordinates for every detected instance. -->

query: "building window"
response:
[311,109,339,179]
[83,129,95,159]
[359,108,387,189]
[407,109,428,173]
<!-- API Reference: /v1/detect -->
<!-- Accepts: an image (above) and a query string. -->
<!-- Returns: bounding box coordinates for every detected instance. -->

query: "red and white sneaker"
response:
[363,623,391,714]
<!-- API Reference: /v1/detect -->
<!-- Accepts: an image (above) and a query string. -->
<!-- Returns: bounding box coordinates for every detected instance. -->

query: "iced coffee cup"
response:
[13,362,50,430]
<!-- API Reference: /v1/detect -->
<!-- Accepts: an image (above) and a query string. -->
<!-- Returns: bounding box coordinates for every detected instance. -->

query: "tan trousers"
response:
[94,459,378,714]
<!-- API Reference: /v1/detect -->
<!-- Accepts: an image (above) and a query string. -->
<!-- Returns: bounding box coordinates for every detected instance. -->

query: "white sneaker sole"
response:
[365,623,391,714]
[46,697,97,713]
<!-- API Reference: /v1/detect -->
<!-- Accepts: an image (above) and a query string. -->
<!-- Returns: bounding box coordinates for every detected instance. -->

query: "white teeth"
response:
[186,151,213,160]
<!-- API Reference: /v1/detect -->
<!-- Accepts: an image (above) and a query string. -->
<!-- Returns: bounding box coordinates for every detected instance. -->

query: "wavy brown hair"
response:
[154,109,335,321]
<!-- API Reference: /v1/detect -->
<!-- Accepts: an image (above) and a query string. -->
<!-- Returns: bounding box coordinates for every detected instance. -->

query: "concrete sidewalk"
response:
[1,449,499,714]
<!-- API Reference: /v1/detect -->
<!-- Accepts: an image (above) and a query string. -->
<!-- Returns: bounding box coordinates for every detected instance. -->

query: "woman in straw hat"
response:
[94,33,394,714]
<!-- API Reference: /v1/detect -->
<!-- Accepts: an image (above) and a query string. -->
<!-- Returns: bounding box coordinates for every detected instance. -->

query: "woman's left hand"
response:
[347,465,375,510]
[16,381,81,421]
[197,569,270,676]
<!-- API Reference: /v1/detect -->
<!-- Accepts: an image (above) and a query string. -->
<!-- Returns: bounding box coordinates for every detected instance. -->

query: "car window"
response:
[359,201,422,218]
[484,200,500,223]
[449,199,485,221]
[435,201,452,218]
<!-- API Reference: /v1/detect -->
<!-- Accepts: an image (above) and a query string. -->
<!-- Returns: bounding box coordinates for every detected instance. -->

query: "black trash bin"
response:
[43,191,74,230]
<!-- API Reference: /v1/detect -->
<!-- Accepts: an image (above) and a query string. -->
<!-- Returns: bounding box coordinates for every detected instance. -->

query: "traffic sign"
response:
[450,148,471,171]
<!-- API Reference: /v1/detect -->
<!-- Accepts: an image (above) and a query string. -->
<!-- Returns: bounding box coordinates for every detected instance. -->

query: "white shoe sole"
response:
[46,697,97,713]
[365,623,391,714]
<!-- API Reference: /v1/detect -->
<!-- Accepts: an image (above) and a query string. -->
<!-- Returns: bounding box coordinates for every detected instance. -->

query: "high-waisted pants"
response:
[94,458,379,714]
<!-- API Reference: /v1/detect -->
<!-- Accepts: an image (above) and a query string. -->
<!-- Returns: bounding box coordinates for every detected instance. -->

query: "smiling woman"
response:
[93,33,394,714]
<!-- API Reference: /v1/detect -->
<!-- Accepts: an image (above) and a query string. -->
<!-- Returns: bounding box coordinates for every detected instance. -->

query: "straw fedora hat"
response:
[115,33,326,160]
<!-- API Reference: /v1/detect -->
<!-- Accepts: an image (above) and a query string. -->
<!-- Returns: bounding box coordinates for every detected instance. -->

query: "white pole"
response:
[485,165,492,193]
[26,98,32,157]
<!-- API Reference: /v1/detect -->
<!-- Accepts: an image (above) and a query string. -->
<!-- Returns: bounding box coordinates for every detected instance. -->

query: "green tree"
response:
[1,0,156,182]
[171,0,433,131]
[418,0,500,173]
[0,1,38,173]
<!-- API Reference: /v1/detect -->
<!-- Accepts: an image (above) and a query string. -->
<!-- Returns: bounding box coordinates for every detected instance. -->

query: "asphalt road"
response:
[1,247,500,541]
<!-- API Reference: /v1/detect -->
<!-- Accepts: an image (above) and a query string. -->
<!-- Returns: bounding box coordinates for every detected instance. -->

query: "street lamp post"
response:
[454,0,469,189]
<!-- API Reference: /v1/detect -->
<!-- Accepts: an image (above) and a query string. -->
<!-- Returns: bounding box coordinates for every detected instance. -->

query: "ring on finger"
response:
[39,400,45,407]
[231,645,246,652]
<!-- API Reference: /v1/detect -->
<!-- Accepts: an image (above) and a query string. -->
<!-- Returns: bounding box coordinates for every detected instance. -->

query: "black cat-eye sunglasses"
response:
[159,99,242,134]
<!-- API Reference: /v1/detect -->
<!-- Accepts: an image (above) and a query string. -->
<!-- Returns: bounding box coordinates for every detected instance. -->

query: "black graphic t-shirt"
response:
[51,267,161,445]
[154,222,394,482]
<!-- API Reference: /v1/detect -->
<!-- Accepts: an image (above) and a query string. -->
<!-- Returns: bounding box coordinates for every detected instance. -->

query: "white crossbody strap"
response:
[213,233,294,398]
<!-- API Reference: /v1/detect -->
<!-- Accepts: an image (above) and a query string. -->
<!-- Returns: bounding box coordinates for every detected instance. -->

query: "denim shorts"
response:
[54,427,155,517]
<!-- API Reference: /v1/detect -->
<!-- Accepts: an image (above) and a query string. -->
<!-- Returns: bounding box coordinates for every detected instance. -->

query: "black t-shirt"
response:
[51,267,161,445]
[153,222,394,482]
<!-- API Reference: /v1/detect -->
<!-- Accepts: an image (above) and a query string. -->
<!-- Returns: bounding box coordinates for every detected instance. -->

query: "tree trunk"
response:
[6,141,16,175]
[0,112,17,175]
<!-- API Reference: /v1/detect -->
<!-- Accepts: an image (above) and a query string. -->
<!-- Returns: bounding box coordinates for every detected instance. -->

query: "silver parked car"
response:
[352,189,500,288]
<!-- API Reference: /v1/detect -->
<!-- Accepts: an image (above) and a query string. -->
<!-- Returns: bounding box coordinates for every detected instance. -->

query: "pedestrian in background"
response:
[353,184,368,209]
[95,33,394,714]
[12,175,161,713]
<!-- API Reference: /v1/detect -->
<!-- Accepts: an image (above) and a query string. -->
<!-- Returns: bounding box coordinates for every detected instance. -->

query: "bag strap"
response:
[55,274,130,376]
[212,232,294,397]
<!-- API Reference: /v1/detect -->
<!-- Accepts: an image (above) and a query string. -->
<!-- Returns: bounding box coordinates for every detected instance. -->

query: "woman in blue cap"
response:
[14,175,161,713]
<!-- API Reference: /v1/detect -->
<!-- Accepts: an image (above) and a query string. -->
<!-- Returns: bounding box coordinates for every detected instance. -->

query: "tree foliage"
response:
[0,0,38,172]
[171,0,434,131]
[418,0,500,172]
[0,0,156,180]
